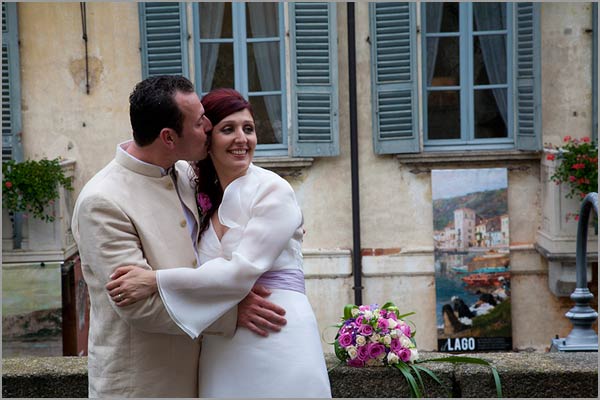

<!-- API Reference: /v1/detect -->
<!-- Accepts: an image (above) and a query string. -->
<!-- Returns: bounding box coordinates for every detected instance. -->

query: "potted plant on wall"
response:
[546,136,598,224]
[2,157,73,222]
[538,136,598,297]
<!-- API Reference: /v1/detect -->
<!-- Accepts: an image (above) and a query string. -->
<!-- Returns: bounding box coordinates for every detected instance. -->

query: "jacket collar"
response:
[115,140,169,178]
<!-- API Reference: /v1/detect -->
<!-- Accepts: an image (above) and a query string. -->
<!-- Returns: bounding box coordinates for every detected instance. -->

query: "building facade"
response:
[2,2,598,352]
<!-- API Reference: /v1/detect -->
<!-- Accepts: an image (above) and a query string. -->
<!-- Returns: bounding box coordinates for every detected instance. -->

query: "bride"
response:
[106,88,331,398]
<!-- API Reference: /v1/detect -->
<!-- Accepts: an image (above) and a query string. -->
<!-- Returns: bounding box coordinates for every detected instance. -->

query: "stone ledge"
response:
[2,352,598,398]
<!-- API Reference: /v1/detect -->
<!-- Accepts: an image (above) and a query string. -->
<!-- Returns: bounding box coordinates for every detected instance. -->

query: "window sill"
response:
[396,150,542,174]
[253,157,314,177]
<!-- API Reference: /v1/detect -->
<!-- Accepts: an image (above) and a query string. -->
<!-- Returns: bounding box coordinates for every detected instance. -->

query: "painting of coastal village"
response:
[432,168,512,352]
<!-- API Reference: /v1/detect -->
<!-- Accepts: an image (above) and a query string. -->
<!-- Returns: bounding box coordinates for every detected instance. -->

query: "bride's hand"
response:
[105,265,157,307]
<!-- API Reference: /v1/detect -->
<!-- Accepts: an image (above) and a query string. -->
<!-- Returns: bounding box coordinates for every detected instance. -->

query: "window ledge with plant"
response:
[2,157,77,263]
[536,136,598,297]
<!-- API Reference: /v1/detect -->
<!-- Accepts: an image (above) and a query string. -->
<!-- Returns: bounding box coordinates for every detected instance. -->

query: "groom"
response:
[71,75,286,397]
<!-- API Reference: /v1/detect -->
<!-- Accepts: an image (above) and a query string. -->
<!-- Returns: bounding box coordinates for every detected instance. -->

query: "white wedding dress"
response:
[157,164,331,398]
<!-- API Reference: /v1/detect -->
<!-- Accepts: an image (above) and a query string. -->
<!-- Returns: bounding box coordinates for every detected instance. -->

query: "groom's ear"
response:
[159,128,177,149]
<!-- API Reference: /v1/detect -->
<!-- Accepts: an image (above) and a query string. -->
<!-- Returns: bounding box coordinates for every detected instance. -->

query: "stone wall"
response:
[2,352,597,398]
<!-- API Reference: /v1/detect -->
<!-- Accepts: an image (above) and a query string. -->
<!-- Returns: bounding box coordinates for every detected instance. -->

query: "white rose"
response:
[387,351,400,364]
[351,308,359,317]
[370,333,381,343]
[383,334,392,345]
[347,346,358,360]
[409,348,419,363]
[364,310,373,319]
[377,351,386,361]
[390,329,400,338]
[388,318,398,329]
[374,310,381,319]
[356,335,367,346]
[400,335,412,348]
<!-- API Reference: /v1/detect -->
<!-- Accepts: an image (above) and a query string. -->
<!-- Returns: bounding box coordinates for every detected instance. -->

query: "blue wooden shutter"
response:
[370,3,419,154]
[515,3,541,151]
[139,2,189,78]
[290,2,339,157]
[2,2,22,162]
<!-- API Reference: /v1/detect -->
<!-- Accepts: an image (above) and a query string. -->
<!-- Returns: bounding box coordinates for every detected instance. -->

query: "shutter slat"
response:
[290,2,339,156]
[515,3,541,150]
[2,3,22,162]
[139,2,188,78]
[370,2,419,154]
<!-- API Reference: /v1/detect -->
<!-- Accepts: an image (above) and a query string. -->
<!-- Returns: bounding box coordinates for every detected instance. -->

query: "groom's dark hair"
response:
[129,75,195,146]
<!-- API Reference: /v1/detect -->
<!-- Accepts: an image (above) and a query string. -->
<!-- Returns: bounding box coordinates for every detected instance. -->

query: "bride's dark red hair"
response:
[201,88,254,127]
[193,88,255,236]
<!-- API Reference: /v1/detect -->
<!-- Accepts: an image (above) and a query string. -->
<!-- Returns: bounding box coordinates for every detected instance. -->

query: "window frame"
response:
[421,2,515,151]
[192,3,288,157]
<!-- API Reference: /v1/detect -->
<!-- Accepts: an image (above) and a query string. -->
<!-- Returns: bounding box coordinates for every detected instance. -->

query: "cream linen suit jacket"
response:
[71,146,235,398]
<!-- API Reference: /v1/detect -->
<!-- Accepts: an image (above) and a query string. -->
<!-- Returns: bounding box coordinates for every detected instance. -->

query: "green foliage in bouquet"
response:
[2,158,73,222]
[331,302,502,398]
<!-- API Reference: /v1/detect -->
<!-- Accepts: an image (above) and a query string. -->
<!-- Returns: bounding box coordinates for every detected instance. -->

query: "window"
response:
[139,2,339,158]
[370,2,541,154]
[194,2,287,156]
[2,2,22,162]
[423,2,513,150]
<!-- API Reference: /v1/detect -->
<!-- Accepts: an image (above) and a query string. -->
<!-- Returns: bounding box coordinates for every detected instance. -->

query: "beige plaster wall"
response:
[11,2,596,354]
[18,2,141,197]
[541,2,595,145]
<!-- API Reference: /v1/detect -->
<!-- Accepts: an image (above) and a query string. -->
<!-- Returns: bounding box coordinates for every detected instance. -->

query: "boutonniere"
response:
[196,192,212,215]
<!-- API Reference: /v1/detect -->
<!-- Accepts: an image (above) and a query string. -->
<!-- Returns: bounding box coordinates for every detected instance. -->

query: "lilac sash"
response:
[255,269,306,294]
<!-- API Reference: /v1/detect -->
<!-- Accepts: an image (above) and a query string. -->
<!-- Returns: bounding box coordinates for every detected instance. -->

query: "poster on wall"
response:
[432,168,512,352]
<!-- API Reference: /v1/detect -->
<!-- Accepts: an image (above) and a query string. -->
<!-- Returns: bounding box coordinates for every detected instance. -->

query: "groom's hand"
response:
[238,284,287,337]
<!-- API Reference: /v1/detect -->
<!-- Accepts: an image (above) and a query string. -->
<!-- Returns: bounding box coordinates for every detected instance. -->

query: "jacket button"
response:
[166,182,174,190]
[180,220,187,228]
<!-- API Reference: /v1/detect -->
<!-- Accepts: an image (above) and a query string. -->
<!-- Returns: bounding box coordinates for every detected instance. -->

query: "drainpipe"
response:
[348,3,363,305]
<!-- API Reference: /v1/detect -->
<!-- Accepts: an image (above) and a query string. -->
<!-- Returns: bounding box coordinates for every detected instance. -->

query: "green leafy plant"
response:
[2,158,73,222]
[546,136,598,222]
[547,136,598,199]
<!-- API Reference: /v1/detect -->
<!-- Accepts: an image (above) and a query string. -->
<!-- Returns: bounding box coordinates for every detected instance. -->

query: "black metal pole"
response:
[80,3,90,94]
[348,3,362,305]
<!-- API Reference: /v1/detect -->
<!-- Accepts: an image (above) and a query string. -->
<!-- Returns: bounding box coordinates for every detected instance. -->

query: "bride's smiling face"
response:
[209,108,257,183]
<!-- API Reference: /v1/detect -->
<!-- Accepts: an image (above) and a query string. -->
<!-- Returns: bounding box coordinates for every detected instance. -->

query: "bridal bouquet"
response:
[332,302,502,398]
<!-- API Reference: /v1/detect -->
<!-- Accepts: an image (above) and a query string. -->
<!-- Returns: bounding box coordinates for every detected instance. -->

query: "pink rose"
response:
[388,311,397,321]
[390,338,402,352]
[356,345,369,361]
[582,137,591,143]
[397,347,411,362]
[358,324,373,336]
[338,333,353,348]
[377,318,389,330]
[368,343,386,359]
[563,135,572,142]
[196,192,212,213]
[546,153,555,161]
[399,324,411,337]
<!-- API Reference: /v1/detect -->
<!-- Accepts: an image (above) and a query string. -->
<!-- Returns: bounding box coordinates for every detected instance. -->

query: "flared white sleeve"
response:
[156,170,302,339]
